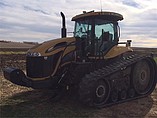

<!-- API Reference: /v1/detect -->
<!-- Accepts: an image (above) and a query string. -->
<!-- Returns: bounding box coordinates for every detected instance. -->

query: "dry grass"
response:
[0,51,26,55]
[0,73,95,117]
[0,41,35,52]
[0,41,34,49]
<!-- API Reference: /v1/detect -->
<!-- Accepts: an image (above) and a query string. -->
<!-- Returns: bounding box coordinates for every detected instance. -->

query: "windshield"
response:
[74,20,92,38]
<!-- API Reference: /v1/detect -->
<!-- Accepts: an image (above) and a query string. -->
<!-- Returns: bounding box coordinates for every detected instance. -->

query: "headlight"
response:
[27,52,41,57]
[33,52,41,56]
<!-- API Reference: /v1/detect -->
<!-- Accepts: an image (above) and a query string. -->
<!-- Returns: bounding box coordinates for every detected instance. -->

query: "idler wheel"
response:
[93,79,110,106]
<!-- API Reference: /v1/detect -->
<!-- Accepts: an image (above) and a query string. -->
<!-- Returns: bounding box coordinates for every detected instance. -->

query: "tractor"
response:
[3,11,157,108]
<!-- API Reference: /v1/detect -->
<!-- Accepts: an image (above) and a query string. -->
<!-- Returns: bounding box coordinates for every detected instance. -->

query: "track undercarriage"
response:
[70,53,157,108]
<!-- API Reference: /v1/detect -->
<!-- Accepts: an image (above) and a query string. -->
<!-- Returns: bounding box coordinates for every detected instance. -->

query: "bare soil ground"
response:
[0,41,35,48]
[0,53,157,118]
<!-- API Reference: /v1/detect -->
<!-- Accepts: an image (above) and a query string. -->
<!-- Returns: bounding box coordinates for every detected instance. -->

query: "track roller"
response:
[128,88,135,98]
[120,89,127,100]
[111,90,118,102]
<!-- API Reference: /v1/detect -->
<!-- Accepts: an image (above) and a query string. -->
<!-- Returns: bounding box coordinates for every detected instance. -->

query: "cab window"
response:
[95,19,116,42]
[74,20,92,39]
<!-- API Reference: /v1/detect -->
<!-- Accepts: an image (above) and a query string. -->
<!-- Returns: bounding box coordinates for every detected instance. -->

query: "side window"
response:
[95,23,115,41]
[94,20,117,55]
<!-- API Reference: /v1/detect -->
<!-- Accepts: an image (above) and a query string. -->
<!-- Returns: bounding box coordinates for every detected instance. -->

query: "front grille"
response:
[26,54,57,78]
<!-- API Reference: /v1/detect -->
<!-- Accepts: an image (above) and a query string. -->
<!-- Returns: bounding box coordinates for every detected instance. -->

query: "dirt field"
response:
[0,53,157,118]
[0,41,36,52]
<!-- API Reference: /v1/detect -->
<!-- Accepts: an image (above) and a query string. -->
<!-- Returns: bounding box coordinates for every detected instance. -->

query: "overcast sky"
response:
[0,0,157,47]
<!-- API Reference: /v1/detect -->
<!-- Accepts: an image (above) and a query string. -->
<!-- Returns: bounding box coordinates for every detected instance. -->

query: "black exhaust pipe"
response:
[60,12,66,38]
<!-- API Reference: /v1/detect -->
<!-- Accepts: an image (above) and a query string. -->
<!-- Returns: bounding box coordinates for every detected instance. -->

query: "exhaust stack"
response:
[60,12,67,38]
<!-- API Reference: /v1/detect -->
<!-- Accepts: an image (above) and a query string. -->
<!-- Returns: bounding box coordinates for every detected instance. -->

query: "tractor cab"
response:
[72,11,123,59]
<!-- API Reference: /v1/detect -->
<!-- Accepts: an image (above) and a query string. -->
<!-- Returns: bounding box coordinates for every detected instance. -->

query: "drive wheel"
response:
[132,60,153,95]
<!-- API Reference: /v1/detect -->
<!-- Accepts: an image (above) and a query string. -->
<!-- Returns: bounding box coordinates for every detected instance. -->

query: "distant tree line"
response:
[0,40,38,45]
[23,41,38,45]
[0,40,11,43]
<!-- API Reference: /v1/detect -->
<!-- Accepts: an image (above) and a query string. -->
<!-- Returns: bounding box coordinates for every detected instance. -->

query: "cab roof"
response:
[72,11,123,21]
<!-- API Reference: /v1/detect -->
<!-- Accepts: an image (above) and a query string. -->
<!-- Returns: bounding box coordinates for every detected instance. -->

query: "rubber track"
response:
[79,53,157,108]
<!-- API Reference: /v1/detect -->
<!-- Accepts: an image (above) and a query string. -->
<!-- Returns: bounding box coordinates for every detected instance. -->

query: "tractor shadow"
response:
[0,89,154,118]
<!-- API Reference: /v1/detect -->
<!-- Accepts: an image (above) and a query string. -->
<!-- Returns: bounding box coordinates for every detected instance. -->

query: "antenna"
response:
[100,0,103,12]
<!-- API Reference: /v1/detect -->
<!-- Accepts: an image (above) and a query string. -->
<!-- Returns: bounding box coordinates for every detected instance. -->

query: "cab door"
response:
[94,19,118,57]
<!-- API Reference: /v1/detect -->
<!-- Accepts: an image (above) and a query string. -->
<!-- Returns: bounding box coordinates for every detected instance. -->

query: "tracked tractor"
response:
[3,11,157,108]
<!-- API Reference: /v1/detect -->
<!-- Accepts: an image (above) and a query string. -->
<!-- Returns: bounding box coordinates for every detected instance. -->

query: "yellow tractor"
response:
[3,11,157,108]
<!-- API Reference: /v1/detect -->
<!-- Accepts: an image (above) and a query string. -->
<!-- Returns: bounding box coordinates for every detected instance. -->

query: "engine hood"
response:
[27,37,76,56]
